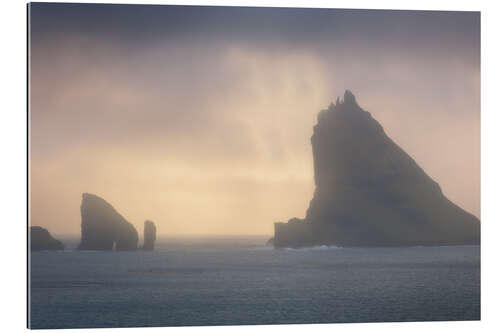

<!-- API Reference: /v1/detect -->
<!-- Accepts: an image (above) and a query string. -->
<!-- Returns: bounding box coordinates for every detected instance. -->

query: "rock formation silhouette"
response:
[273,90,480,248]
[30,226,64,251]
[78,193,138,251]
[142,220,157,251]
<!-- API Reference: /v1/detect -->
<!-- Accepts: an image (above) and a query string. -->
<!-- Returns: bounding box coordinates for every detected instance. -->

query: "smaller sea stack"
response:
[142,220,157,251]
[30,226,64,251]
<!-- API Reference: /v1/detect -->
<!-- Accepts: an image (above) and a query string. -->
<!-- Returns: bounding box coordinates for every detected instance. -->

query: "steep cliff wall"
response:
[78,193,138,251]
[273,91,480,248]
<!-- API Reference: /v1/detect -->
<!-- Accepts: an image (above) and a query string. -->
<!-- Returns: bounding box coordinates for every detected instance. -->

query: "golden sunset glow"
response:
[29,7,480,237]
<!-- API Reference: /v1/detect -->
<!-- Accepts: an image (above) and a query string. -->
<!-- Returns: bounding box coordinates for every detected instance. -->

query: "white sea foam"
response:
[281,245,341,251]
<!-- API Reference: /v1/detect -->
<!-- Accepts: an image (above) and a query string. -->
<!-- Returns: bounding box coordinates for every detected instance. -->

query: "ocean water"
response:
[29,236,480,329]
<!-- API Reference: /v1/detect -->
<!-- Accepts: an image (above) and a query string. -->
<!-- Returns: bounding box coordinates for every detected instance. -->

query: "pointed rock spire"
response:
[343,90,356,105]
[142,220,157,251]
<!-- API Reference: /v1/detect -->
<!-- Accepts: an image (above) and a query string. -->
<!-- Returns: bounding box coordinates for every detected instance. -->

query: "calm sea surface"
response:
[29,236,480,329]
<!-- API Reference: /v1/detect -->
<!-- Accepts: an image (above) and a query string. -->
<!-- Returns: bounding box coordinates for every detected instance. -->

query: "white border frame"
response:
[2,0,499,332]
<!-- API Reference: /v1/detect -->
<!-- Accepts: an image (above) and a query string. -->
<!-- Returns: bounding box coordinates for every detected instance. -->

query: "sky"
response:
[29,3,480,237]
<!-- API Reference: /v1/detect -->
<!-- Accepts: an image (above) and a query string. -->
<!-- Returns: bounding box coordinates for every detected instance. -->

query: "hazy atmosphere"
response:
[29,4,480,237]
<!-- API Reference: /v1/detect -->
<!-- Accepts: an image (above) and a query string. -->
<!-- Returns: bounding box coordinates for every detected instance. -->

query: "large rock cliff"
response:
[30,226,64,251]
[78,193,139,251]
[273,91,480,248]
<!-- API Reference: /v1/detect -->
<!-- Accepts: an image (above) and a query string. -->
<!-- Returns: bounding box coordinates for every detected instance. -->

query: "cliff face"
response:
[30,226,64,251]
[273,91,480,248]
[142,220,157,251]
[78,193,138,251]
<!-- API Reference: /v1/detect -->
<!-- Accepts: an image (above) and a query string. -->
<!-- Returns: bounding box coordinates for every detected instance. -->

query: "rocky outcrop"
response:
[78,193,138,251]
[30,226,64,251]
[273,90,480,248]
[142,220,156,251]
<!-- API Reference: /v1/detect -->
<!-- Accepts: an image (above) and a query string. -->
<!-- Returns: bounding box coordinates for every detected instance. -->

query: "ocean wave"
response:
[281,245,342,251]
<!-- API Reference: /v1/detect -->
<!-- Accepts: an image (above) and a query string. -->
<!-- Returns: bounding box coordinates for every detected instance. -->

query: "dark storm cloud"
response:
[30,3,479,61]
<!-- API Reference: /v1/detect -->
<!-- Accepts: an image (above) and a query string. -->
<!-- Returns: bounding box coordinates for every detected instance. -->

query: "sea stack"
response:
[273,90,480,248]
[78,193,138,251]
[30,226,64,251]
[142,220,157,251]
